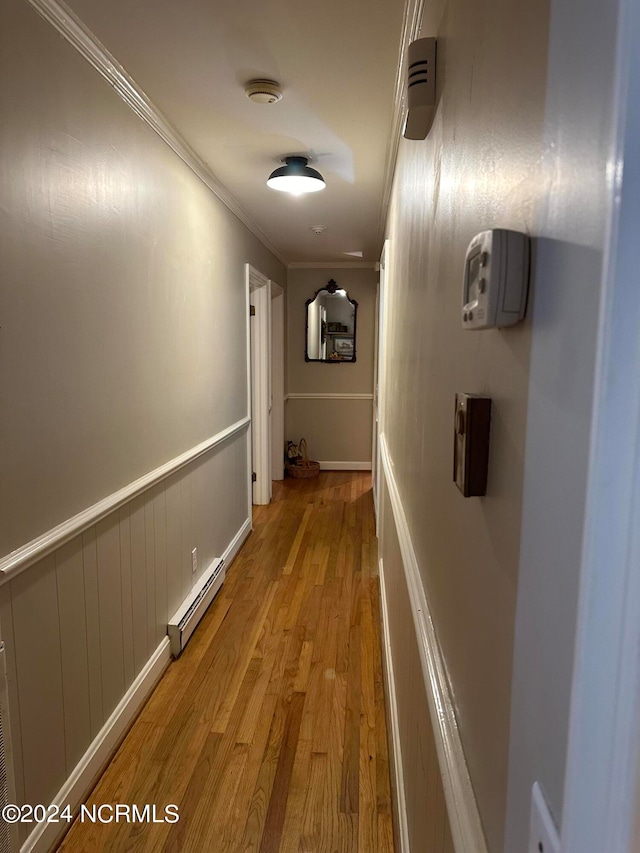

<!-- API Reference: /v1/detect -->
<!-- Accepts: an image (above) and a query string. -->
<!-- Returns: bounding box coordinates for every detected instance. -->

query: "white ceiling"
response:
[64,0,407,264]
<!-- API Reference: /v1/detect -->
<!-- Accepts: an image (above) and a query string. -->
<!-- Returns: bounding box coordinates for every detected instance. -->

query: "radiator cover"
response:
[167,557,225,657]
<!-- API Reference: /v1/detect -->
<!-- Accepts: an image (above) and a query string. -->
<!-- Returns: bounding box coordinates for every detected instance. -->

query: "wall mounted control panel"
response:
[462,229,530,329]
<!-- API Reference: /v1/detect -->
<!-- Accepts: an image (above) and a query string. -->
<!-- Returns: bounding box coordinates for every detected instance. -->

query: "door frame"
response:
[246,264,271,506]
[561,0,640,848]
[270,282,285,481]
[373,240,390,528]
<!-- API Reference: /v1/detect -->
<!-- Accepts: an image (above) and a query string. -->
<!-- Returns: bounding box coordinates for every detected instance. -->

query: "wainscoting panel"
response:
[11,555,66,813]
[129,496,148,680]
[379,476,456,853]
[0,424,250,848]
[55,539,91,775]
[286,396,373,465]
[378,434,489,853]
[96,514,126,723]
[118,505,135,689]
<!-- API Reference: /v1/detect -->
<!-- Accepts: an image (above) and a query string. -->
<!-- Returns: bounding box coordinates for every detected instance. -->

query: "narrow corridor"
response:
[58,472,394,852]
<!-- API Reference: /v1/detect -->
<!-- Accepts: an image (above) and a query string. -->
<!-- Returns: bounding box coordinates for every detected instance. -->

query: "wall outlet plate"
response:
[529,782,560,853]
[191,547,198,574]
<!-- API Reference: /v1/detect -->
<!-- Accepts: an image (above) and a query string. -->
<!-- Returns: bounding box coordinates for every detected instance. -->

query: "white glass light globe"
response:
[266,174,325,195]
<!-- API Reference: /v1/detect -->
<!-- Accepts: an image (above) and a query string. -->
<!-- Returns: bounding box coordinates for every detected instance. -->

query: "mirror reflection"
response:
[305,280,358,363]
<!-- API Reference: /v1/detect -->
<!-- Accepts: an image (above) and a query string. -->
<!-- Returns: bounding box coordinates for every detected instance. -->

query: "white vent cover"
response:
[403,37,437,140]
[168,557,225,656]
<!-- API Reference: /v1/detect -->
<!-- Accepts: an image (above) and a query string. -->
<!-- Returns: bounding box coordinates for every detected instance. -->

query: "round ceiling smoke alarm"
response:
[310,226,327,235]
[245,80,283,104]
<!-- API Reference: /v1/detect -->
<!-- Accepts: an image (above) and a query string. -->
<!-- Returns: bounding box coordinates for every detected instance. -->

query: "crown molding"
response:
[288,261,377,270]
[376,0,426,250]
[26,0,288,268]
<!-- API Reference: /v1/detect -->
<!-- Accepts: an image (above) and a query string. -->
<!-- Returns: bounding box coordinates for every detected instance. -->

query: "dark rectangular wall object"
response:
[453,394,492,497]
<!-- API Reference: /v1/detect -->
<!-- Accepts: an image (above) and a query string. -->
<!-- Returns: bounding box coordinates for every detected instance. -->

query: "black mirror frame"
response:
[304,280,358,363]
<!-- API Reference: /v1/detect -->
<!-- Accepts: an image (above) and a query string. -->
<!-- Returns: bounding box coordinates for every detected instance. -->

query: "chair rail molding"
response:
[0,417,250,582]
[287,262,377,269]
[287,392,374,400]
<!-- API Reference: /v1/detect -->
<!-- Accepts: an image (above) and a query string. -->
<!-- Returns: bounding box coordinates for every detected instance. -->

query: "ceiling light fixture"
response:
[267,156,326,196]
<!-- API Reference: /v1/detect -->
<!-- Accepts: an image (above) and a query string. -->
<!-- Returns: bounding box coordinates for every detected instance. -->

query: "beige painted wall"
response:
[286,267,376,464]
[0,0,284,558]
[0,0,283,829]
[381,0,547,848]
[381,0,619,848]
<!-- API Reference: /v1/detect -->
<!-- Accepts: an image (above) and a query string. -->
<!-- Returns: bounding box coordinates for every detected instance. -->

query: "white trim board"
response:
[379,433,488,853]
[378,556,411,853]
[247,264,272,506]
[560,0,640,848]
[287,393,374,401]
[0,417,250,582]
[223,517,252,567]
[21,637,171,853]
[287,262,377,269]
[26,0,286,267]
[318,461,372,471]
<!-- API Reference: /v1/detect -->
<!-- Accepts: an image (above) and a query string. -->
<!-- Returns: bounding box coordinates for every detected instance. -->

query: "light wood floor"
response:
[58,472,395,852]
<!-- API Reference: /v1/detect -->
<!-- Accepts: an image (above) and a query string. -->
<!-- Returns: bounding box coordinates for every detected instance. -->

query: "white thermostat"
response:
[462,229,530,329]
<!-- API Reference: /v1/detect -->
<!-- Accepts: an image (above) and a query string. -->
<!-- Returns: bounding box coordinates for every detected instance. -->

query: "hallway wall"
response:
[0,0,284,842]
[286,267,376,467]
[381,0,544,841]
[0,0,283,558]
[378,0,618,850]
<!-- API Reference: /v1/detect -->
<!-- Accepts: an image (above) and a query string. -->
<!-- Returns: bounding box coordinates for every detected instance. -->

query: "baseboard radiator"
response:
[167,557,225,657]
[0,644,19,853]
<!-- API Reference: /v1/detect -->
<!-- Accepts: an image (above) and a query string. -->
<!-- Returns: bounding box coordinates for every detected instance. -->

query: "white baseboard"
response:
[318,461,372,470]
[379,556,411,853]
[379,433,488,853]
[21,638,171,853]
[222,516,251,564]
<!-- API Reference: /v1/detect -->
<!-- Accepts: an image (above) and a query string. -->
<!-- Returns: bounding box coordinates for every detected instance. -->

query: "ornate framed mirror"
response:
[305,280,358,363]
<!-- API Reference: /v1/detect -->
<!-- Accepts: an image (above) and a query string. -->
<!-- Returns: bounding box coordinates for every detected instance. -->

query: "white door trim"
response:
[561,1,640,849]
[246,264,271,506]
[374,240,390,528]
[270,283,285,481]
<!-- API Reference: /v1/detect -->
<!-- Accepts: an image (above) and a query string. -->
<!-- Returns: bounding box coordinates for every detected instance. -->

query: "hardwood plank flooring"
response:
[58,472,395,853]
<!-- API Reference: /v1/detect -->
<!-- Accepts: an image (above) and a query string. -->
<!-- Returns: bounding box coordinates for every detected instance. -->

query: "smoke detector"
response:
[245,80,283,104]
[310,226,327,235]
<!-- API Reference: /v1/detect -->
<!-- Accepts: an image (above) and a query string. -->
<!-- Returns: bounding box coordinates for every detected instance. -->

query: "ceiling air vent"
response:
[245,80,283,104]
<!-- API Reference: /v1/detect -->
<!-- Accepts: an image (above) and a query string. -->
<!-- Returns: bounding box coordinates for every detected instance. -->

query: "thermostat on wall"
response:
[462,229,530,329]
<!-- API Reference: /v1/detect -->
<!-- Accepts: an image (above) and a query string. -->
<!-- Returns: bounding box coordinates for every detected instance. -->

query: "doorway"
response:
[271,283,285,481]
[246,265,284,506]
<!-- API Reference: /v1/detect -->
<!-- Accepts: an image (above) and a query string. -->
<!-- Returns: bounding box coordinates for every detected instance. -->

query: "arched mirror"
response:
[305,280,358,363]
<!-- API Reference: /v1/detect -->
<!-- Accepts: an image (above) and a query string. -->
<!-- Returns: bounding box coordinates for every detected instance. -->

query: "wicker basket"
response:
[286,438,320,479]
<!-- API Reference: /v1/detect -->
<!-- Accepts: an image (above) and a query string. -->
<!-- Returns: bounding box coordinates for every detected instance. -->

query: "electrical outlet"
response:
[191,547,198,574]
[529,782,560,853]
